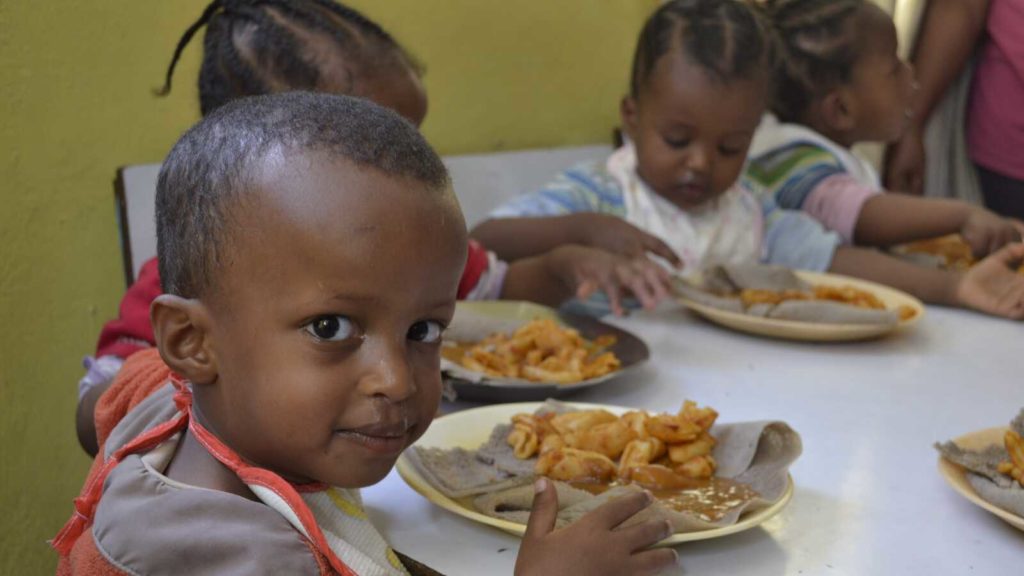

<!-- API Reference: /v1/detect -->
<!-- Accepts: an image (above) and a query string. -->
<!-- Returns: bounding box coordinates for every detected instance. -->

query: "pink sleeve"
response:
[801,173,880,244]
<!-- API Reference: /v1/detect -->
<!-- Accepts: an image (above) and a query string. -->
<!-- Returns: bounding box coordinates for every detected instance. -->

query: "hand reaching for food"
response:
[514,479,678,576]
[961,207,1024,258]
[955,243,1024,320]
[567,213,682,269]
[547,244,675,316]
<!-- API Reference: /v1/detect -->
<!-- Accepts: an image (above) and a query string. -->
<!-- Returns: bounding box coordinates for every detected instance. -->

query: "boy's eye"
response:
[305,315,358,342]
[408,320,445,343]
[663,136,690,149]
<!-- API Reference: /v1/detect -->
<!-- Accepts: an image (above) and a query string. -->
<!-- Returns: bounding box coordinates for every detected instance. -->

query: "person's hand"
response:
[884,128,926,196]
[955,243,1024,319]
[514,478,678,576]
[961,207,1024,258]
[568,213,682,269]
[547,245,675,316]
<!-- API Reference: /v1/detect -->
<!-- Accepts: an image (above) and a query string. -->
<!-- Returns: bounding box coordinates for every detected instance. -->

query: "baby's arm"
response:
[500,245,673,316]
[514,478,677,576]
[472,215,680,267]
[854,194,1023,255]
[829,244,1024,319]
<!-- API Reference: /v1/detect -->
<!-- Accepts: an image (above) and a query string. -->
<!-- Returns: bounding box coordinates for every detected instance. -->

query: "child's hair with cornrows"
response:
[755,0,865,123]
[157,0,422,116]
[629,0,773,97]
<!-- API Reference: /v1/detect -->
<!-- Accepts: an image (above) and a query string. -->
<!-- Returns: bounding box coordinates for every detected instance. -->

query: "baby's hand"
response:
[956,243,1024,320]
[568,214,682,269]
[514,479,678,576]
[961,207,1024,258]
[549,245,674,316]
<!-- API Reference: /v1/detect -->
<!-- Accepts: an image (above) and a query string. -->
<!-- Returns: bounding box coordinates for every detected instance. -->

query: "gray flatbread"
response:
[407,446,532,499]
[767,300,898,326]
[672,279,744,313]
[935,409,1024,520]
[720,263,811,292]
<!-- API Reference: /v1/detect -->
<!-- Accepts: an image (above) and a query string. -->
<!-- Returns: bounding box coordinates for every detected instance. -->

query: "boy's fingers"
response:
[629,547,679,576]
[991,242,1024,268]
[621,267,656,309]
[523,478,559,541]
[576,279,596,300]
[617,519,673,551]
[588,490,653,530]
[641,234,682,268]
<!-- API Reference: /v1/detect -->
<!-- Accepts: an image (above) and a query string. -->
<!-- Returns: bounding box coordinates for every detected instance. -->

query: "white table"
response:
[363,304,1024,575]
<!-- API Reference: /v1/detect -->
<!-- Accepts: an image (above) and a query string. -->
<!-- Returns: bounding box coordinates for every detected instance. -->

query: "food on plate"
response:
[508,401,720,488]
[897,234,1024,273]
[442,318,620,383]
[407,400,802,533]
[997,430,1024,485]
[739,284,916,321]
[674,263,915,324]
[936,409,1024,519]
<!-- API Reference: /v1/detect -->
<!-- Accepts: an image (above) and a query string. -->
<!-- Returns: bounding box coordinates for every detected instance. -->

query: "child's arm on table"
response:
[472,214,681,267]
[829,243,1024,319]
[500,245,674,316]
[514,478,677,576]
[854,195,1024,255]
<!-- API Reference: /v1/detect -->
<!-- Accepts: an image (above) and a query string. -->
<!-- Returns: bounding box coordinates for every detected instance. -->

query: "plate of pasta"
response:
[674,266,924,342]
[398,401,797,544]
[440,301,649,402]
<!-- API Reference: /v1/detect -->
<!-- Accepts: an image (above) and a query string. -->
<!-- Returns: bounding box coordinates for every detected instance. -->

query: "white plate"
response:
[397,402,794,545]
[677,270,924,342]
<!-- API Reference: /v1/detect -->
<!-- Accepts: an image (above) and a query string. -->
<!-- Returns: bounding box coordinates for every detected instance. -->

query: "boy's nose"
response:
[685,145,710,174]
[357,340,417,402]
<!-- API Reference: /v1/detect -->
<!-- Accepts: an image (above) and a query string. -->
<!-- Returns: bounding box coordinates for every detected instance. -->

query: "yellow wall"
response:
[0,0,657,571]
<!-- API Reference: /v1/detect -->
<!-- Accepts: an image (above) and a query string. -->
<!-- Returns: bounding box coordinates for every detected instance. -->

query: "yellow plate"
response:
[937,427,1024,531]
[397,402,794,545]
[677,270,924,342]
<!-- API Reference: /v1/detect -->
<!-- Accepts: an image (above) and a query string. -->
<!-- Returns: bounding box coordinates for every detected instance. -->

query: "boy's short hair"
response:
[155,91,450,299]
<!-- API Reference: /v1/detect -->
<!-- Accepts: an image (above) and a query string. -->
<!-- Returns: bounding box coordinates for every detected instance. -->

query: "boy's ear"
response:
[820,89,857,133]
[620,96,639,143]
[151,294,218,385]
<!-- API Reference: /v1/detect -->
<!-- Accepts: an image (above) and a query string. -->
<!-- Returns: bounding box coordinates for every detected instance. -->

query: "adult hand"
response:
[884,128,926,196]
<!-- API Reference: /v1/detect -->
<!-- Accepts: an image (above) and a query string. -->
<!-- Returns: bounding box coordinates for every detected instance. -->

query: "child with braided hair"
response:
[744,0,1024,299]
[78,0,677,456]
[474,0,1024,320]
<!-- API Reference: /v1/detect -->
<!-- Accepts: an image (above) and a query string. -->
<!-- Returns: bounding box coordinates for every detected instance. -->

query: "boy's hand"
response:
[548,245,675,316]
[514,478,678,576]
[956,243,1024,320]
[568,214,683,269]
[961,207,1024,258]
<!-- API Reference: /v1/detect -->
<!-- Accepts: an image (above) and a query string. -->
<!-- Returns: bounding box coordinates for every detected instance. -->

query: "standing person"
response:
[885,0,1024,218]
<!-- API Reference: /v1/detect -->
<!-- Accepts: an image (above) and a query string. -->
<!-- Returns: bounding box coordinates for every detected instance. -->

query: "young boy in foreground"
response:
[53,93,677,575]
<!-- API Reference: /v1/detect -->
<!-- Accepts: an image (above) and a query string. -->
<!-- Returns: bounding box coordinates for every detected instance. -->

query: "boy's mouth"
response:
[335,420,417,456]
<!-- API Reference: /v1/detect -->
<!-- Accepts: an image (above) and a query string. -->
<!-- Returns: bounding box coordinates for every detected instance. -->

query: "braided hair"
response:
[157,0,422,116]
[756,0,864,123]
[629,0,772,97]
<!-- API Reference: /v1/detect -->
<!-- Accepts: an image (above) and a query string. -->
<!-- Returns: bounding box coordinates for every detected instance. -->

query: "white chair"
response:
[114,144,612,286]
